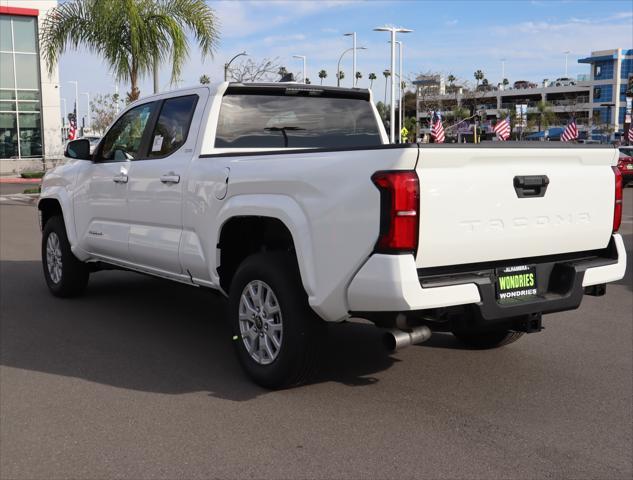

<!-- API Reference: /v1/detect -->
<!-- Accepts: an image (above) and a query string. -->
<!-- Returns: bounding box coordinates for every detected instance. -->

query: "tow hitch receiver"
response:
[516,313,543,333]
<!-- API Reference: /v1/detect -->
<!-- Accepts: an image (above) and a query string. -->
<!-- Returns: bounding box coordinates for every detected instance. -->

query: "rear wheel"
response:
[228,252,324,389]
[452,330,524,349]
[42,216,89,297]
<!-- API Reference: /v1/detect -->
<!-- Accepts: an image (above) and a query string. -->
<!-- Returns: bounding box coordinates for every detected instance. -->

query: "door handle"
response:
[113,174,128,184]
[513,175,549,198]
[160,173,180,184]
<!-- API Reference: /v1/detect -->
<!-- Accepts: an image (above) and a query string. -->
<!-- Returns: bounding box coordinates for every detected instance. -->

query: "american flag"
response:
[493,116,511,141]
[430,111,445,143]
[68,103,77,140]
[560,118,578,142]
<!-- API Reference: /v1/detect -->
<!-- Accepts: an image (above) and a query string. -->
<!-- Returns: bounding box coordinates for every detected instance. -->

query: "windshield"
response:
[215,94,382,148]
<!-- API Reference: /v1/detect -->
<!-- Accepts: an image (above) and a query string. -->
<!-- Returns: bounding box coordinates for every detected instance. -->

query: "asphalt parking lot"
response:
[1,188,632,479]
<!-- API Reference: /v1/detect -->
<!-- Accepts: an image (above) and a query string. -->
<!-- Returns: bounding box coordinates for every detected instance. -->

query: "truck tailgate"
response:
[415,146,618,269]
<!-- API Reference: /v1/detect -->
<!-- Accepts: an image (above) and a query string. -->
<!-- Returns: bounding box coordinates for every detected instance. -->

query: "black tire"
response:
[42,215,89,297]
[452,330,524,349]
[228,252,324,389]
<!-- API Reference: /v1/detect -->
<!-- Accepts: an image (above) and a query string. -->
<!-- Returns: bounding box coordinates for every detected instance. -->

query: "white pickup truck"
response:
[39,82,626,388]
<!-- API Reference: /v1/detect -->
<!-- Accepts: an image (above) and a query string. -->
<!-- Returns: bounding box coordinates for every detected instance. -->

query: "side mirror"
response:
[65,139,92,160]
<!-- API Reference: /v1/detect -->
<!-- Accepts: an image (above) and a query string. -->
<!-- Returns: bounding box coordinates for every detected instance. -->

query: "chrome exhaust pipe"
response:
[383,325,432,351]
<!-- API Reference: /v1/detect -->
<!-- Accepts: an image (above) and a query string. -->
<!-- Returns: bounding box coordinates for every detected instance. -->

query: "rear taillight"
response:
[371,170,419,253]
[613,166,622,232]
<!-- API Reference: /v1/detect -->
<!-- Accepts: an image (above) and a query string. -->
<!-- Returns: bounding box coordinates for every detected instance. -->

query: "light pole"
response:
[337,46,367,87]
[108,73,121,114]
[344,32,357,87]
[60,97,67,127]
[374,26,412,143]
[390,40,404,142]
[82,92,90,131]
[224,51,247,81]
[564,51,570,77]
[292,55,306,83]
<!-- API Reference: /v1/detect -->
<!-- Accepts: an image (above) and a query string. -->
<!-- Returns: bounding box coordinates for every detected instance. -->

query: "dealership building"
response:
[415,48,633,139]
[0,0,62,174]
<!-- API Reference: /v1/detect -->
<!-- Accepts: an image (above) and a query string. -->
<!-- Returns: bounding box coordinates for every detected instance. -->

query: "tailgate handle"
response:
[513,175,549,198]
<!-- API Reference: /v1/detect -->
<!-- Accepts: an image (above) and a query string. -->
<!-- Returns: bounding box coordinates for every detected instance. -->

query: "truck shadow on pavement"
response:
[0,261,399,401]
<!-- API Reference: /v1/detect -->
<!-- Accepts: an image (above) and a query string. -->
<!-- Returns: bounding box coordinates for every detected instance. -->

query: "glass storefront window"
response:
[18,113,42,157]
[17,101,39,112]
[0,112,18,158]
[12,17,37,53]
[0,53,15,89]
[14,54,38,89]
[0,17,12,51]
[0,100,16,111]
[0,14,43,159]
[17,90,38,100]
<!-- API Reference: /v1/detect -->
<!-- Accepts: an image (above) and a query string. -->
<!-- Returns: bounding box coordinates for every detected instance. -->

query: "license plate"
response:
[496,265,537,301]
[626,164,633,170]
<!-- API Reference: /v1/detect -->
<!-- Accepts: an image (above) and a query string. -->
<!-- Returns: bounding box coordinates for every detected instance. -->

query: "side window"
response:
[98,102,155,161]
[148,95,198,157]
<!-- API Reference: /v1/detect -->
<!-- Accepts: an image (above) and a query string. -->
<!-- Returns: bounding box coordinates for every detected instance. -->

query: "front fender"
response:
[38,162,89,261]
[215,194,317,299]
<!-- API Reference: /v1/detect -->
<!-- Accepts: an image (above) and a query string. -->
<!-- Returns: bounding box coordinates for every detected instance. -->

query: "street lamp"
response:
[292,55,307,84]
[224,51,247,81]
[373,25,412,143]
[337,46,367,87]
[390,40,405,142]
[344,32,358,87]
[81,92,90,131]
[564,51,570,77]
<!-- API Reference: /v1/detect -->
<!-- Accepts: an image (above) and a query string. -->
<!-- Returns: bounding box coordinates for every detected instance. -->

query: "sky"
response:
[57,0,633,108]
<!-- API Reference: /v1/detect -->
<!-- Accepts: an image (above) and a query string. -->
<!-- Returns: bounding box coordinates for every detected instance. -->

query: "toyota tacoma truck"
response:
[38,82,627,388]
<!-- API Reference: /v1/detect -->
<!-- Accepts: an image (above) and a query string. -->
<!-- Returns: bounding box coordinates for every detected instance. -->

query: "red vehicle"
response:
[618,147,633,186]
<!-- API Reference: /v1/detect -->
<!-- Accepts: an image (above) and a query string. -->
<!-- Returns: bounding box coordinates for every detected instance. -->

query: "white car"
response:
[38,82,627,388]
[553,77,576,87]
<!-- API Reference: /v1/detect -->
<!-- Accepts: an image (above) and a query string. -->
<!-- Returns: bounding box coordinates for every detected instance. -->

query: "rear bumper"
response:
[347,234,626,319]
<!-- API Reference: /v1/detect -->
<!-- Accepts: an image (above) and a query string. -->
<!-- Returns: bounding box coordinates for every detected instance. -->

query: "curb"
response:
[0,177,42,184]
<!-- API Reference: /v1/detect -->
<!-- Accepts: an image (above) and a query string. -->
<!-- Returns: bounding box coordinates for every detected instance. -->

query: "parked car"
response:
[553,77,576,87]
[513,80,537,89]
[38,82,627,388]
[618,146,633,185]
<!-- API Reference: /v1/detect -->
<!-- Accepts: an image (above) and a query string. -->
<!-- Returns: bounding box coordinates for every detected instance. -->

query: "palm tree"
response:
[41,0,219,102]
[534,100,556,131]
[337,70,345,83]
[199,74,210,85]
[481,78,489,86]
[473,69,484,87]
[447,74,456,86]
[318,69,327,85]
[368,72,377,88]
[502,78,509,88]
[383,69,391,104]
[355,71,362,84]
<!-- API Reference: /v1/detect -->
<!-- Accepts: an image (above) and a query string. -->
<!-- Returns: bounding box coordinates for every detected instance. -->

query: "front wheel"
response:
[42,216,89,297]
[228,252,324,389]
[452,330,524,349]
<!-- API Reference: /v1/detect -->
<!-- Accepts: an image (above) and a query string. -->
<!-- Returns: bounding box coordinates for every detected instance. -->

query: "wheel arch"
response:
[215,194,317,298]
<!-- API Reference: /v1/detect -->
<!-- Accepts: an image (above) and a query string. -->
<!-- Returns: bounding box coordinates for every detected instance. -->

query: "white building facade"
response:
[0,0,62,174]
